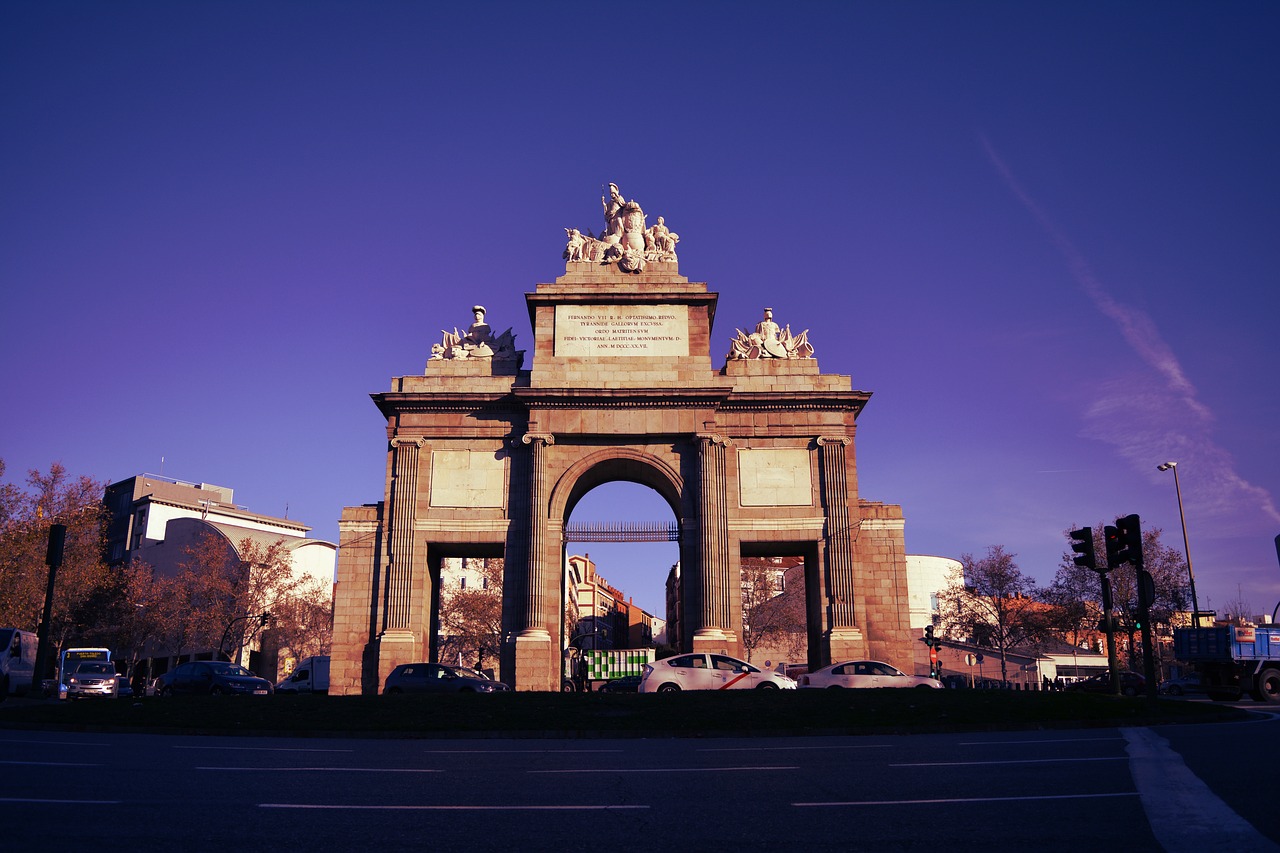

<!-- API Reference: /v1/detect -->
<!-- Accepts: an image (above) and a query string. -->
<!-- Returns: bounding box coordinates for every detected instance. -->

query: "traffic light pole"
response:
[1100,573,1120,696]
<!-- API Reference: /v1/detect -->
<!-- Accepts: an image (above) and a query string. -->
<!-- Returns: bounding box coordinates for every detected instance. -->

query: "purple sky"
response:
[4,3,1278,620]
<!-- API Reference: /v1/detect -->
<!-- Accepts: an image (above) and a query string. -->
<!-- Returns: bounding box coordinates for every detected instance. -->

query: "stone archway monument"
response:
[330,184,912,694]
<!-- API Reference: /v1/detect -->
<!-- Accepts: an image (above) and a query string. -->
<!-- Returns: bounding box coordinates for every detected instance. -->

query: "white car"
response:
[638,653,797,692]
[799,660,942,689]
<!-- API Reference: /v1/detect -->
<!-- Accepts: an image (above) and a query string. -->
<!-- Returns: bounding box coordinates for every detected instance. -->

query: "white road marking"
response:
[174,745,353,752]
[529,766,798,774]
[260,803,650,811]
[1123,727,1280,852]
[421,748,622,754]
[197,766,442,773]
[795,792,1138,807]
[0,738,111,747]
[699,744,892,752]
[0,760,100,767]
[0,797,120,804]
[891,757,1125,767]
[958,737,1124,745]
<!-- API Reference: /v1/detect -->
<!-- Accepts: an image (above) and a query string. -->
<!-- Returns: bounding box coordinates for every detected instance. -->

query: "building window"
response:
[460,577,467,590]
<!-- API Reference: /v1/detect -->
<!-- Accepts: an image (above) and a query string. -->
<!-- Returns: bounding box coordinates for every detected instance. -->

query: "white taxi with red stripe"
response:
[638,653,797,692]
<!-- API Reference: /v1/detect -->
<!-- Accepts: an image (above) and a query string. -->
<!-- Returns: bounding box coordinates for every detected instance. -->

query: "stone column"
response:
[379,437,422,683]
[693,433,731,647]
[819,436,862,660]
[514,432,554,689]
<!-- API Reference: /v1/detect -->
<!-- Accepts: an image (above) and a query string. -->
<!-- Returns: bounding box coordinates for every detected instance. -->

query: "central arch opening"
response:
[560,481,680,691]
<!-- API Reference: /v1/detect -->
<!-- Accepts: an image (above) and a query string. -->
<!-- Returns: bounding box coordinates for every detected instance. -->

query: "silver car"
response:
[65,661,119,699]
[799,660,942,689]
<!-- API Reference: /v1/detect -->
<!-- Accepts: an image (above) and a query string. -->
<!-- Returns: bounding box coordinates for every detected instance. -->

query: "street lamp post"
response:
[1158,462,1201,623]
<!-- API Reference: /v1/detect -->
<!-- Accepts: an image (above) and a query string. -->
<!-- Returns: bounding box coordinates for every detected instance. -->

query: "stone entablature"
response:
[331,187,911,695]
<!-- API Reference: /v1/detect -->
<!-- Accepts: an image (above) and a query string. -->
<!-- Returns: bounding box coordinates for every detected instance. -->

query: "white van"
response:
[277,655,329,694]
[0,628,37,700]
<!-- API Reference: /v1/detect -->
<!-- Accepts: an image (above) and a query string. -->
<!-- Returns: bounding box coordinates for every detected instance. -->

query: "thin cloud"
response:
[979,134,1280,527]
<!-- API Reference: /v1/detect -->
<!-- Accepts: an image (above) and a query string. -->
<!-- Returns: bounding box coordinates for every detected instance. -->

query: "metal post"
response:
[1160,462,1200,621]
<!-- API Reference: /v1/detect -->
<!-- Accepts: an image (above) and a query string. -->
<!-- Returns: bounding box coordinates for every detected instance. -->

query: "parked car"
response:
[383,663,511,694]
[1158,674,1205,696]
[799,660,942,690]
[65,661,118,699]
[114,672,134,699]
[154,661,274,696]
[1065,670,1145,697]
[596,675,642,693]
[638,653,797,692]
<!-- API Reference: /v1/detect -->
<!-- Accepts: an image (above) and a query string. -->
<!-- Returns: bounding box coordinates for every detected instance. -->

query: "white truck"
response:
[0,628,37,701]
[276,655,330,694]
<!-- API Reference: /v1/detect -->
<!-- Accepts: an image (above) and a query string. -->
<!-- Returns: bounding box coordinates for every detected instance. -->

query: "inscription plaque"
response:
[555,305,689,356]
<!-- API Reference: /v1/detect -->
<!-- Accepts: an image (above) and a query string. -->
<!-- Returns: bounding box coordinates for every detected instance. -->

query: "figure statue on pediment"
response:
[564,182,682,272]
[646,215,679,260]
[726,307,815,361]
[564,228,587,262]
[433,306,520,362]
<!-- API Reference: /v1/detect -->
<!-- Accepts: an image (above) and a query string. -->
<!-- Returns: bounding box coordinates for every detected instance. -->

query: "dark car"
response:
[596,675,642,693]
[1066,670,1146,697]
[383,663,511,694]
[154,661,274,696]
[1158,674,1206,696]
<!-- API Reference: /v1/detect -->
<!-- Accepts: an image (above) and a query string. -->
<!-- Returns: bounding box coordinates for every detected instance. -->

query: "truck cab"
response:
[277,655,329,694]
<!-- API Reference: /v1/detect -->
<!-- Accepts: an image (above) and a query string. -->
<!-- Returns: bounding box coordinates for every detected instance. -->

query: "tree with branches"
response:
[1048,523,1190,671]
[0,461,115,662]
[740,559,806,664]
[438,558,503,672]
[937,545,1045,686]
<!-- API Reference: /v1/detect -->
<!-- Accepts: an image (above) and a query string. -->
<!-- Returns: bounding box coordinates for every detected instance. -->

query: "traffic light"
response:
[1069,527,1097,571]
[1103,525,1123,570]
[1138,569,1155,610]
[1117,514,1143,568]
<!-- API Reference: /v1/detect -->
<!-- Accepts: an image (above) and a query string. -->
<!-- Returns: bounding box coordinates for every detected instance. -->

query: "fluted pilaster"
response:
[386,437,424,631]
[819,436,855,626]
[520,432,554,634]
[697,433,732,631]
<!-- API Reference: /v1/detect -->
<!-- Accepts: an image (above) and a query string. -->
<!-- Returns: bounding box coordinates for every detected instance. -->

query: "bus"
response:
[57,648,112,699]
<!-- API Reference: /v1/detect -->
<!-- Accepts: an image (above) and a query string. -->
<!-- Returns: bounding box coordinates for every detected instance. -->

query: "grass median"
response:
[0,689,1251,738]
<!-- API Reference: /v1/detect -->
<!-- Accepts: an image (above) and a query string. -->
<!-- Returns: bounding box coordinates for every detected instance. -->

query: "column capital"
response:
[521,432,555,446]
[696,433,732,447]
[390,435,426,449]
[817,436,851,447]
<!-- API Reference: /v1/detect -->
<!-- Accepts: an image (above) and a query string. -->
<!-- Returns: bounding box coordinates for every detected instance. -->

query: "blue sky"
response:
[3,2,1277,620]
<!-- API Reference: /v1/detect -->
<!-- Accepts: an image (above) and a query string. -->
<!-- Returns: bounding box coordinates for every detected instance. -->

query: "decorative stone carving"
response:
[726,307,814,360]
[430,305,520,361]
[562,182,681,272]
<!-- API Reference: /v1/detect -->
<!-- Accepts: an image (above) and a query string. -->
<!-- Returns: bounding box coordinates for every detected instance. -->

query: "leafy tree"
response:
[0,461,114,661]
[937,545,1045,685]
[438,559,503,671]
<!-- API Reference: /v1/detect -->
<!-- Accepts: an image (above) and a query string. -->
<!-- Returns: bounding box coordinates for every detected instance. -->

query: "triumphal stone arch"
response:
[330,185,911,693]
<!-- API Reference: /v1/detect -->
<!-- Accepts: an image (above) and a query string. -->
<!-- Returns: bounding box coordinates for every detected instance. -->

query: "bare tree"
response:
[270,580,334,662]
[741,560,806,664]
[438,559,503,671]
[937,546,1045,685]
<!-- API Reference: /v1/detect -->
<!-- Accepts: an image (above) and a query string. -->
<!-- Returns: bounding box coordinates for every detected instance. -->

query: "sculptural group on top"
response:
[430,305,520,362]
[726,307,814,361]
[563,182,680,273]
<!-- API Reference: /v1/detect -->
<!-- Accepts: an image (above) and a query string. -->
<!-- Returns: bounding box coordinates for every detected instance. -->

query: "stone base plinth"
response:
[512,628,555,692]
[827,627,866,663]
